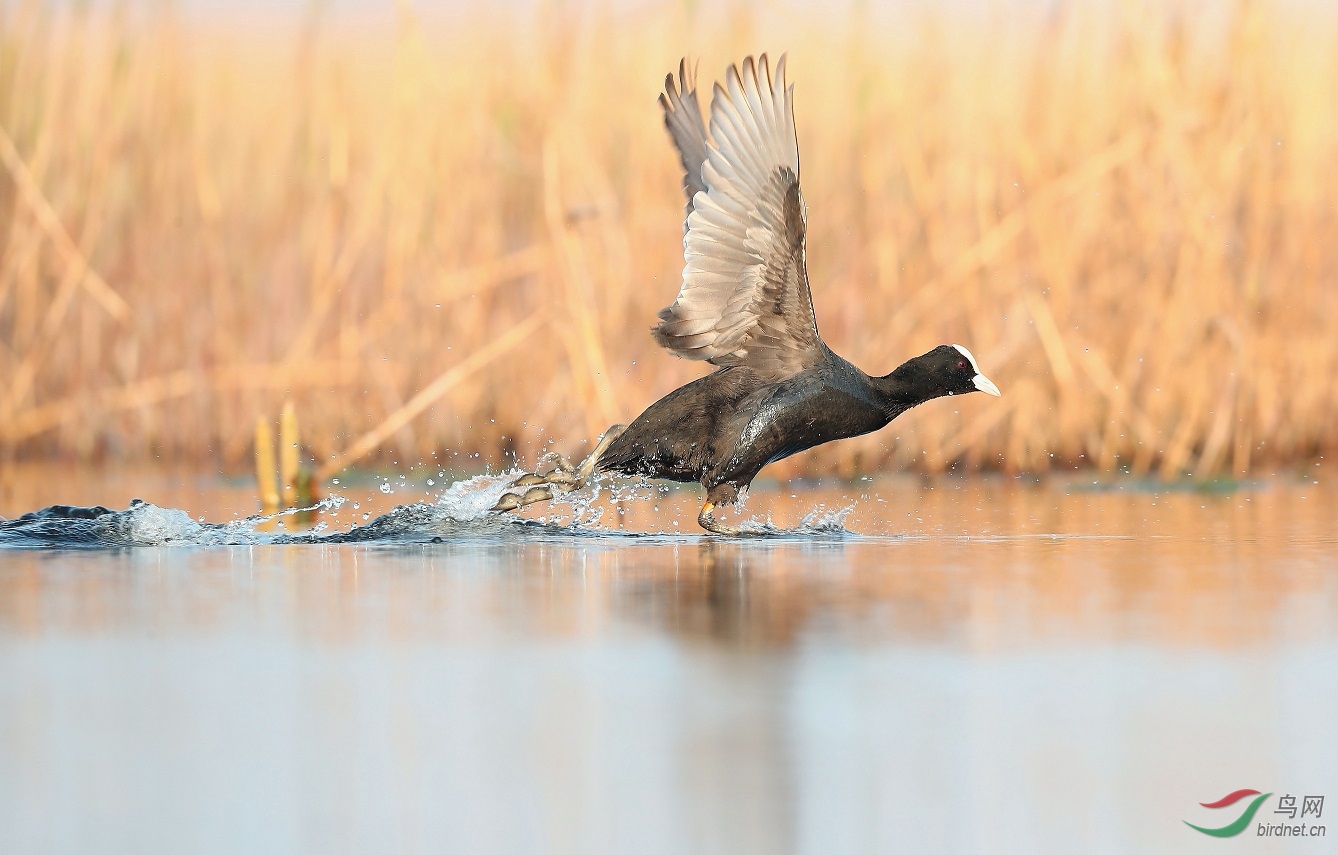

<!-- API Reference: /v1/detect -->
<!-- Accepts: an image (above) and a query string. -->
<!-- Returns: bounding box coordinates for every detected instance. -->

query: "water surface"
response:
[1,471,1335,853]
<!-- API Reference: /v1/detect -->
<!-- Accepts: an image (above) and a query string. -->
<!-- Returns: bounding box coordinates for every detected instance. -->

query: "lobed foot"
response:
[696,501,743,536]
[490,424,627,513]
[696,483,745,535]
[490,486,553,512]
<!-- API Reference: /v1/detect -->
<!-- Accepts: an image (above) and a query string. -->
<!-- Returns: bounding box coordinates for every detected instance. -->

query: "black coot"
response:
[494,54,1000,533]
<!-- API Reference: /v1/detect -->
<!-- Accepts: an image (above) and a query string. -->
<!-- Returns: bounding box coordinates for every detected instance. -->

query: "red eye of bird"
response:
[957,360,967,370]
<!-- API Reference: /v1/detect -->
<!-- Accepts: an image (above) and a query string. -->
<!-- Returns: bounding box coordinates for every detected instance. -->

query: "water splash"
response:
[0,472,854,548]
[731,502,855,537]
[0,470,527,548]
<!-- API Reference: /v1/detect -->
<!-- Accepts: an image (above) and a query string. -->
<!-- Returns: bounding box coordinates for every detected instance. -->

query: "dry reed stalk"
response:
[254,416,279,513]
[279,401,301,508]
[0,124,128,321]
[353,244,552,347]
[541,138,619,439]
[314,313,543,479]
[0,1,1334,477]
[0,362,364,444]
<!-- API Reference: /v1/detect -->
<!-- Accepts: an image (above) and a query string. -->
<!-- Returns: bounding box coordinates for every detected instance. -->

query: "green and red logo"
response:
[1185,789,1272,837]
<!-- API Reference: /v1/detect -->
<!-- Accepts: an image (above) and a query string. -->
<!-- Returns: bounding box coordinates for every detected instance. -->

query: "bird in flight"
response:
[493,54,1000,533]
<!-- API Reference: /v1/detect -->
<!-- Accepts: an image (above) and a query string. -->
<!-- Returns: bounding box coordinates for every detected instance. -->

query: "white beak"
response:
[973,373,1002,397]
[953,344,1001,397]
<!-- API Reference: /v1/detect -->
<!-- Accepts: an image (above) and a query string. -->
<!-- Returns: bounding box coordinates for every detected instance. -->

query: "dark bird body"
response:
[597,348,967,506]
[493,54,1000,533]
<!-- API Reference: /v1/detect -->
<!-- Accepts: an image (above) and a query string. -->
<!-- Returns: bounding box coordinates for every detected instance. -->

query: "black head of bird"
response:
[881,344,1002,412]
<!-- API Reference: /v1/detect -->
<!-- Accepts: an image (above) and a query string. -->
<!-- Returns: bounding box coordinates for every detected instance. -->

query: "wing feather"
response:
[658,59,710,224]
[653,54,820,380]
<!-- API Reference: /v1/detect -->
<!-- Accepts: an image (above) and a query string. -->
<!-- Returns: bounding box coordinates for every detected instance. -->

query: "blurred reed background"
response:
[0,0,1335,480]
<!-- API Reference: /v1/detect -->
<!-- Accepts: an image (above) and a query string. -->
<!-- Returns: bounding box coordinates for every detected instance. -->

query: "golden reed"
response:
[0,0,1335,480]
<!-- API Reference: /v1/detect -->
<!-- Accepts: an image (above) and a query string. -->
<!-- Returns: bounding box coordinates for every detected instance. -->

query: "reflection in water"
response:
[0,481,1336,854]
[614,541,809,646]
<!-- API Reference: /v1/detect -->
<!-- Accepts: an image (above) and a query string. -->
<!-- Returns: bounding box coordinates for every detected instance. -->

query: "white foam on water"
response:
[732,502,855,537]
[121,503,205,544]
[431,470,527,521]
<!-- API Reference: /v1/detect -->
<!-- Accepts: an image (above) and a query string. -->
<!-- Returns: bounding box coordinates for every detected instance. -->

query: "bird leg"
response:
[697,483,743,535]
[490,424,627,513]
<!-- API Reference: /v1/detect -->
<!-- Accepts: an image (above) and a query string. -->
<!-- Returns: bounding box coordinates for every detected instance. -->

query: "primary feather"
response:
[653,54,823,381]
[658,58,710,219]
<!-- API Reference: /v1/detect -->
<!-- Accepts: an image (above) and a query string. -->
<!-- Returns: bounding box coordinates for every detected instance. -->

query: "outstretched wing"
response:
[653,54,823,381]
[658,58,709,221]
